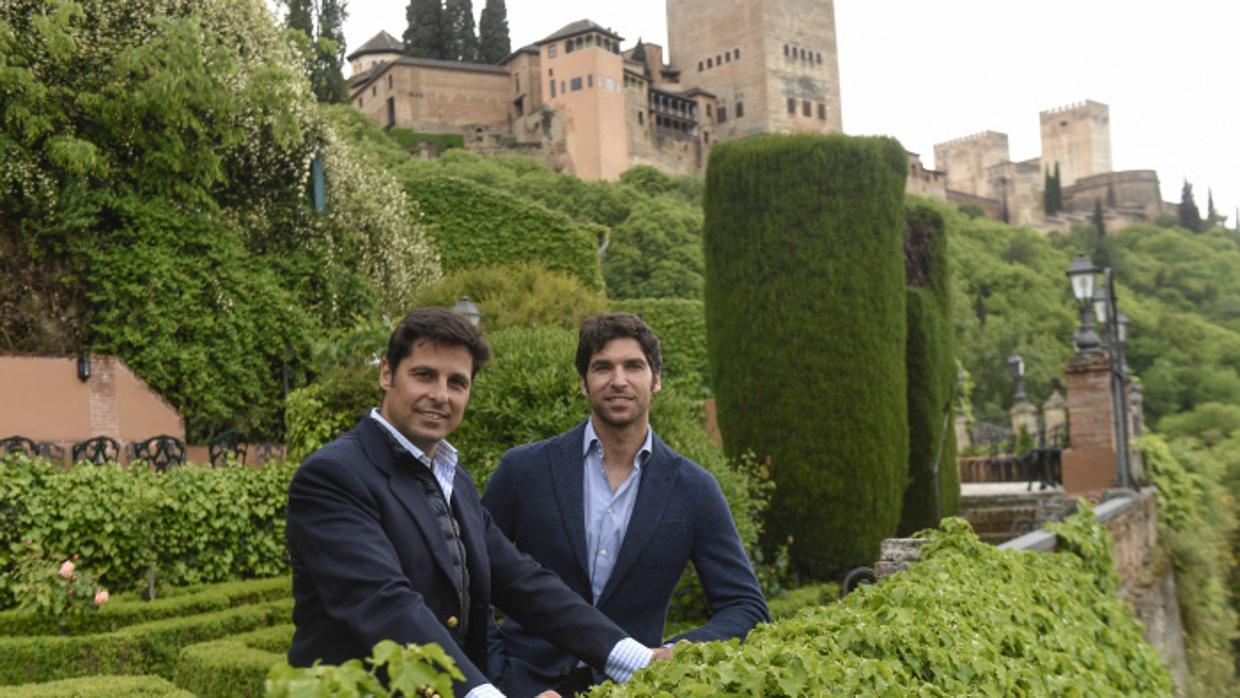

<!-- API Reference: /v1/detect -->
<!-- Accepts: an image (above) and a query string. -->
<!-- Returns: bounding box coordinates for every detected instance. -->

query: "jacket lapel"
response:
[596,433,679,608]
[549,421,590,581]
[358,418,458,586]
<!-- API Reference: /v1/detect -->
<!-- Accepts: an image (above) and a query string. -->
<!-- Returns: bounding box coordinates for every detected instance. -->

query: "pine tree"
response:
[444,0,478,62]
[1179,179,1203,233]
[631,38,647,63]
[476,0,511,64]
[405,0,447,59]
[1207,188,1219,228]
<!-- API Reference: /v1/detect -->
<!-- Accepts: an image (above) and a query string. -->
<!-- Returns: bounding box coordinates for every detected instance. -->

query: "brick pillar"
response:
[1061,351,1117,495]
[87,355,120,439]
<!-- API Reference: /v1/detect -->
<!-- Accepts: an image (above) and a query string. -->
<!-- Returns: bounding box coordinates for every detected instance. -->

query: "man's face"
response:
[379,339,473,456]
[581,337,661,430]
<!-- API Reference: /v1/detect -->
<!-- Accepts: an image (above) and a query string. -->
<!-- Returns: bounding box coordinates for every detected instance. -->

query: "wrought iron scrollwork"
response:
[72,436,121,465]
[840,566,877,599]
[0,435,40,460]
[208,430,247,468]
[252,442,285,465]
[131,435,186,472]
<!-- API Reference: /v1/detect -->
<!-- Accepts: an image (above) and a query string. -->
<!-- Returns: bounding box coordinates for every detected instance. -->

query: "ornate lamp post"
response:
[451,296,482,327]
[1066,253,1102,352]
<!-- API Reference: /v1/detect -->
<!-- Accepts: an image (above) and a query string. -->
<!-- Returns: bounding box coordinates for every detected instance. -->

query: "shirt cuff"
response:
[465,684,505,698]
[604,637,654,684]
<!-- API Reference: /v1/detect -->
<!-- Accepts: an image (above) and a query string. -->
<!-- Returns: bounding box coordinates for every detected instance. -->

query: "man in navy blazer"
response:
[287,308,658,698]
[482,314,770,697]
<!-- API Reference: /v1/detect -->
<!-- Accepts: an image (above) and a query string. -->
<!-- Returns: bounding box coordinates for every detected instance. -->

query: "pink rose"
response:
[94,589,109,606]
[58,560,75,578]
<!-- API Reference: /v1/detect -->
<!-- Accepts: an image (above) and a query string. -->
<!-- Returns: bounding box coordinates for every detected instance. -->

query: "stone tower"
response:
[666,0,843,140]
[1040,100,1112,188]
[933,131,1011,199]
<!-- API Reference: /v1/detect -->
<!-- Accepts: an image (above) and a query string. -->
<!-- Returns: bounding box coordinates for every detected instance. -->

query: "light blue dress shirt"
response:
[369,408,457,501]
[583,419,654,604]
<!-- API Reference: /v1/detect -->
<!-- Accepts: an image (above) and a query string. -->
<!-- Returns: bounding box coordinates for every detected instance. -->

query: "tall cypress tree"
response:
[405,0,447,59]
[1179,179,1203,233]
[315,0,348,103]
[476,0,511,64]
[1051,162,1063,214]
[444,0,478,62]
[1207,188,1219,228]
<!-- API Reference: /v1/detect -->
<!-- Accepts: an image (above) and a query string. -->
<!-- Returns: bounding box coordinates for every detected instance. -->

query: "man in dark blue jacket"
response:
[483,313,770,697]
[286,308,656,698]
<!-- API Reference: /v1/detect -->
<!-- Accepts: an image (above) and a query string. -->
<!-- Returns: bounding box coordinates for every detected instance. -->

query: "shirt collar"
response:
[369,408,458,467]
[583,418,654,467]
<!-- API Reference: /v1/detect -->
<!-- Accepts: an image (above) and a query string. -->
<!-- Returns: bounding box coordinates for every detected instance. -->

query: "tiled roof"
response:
[347,31,404,61]
[537,19,623,45]
[349,55,509,94]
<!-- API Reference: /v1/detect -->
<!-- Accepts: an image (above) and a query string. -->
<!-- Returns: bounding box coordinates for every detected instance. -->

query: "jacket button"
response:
[446,616,459,629]
[560,665,572,677]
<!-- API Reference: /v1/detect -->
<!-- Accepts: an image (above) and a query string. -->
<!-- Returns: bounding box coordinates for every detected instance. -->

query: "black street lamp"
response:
[1007,352,1028,404]
[1066,253,1102,352]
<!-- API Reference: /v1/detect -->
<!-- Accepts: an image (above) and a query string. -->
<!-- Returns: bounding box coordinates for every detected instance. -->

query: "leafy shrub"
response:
[176,624,293,698]
[899,203,958,534]
[764,582,839,620]
[0,457,294,609]
[412,261,611,332]
[0,675,193,697]
[1141,435,1239,695]
[387,128,464,152]
[0,598,292,685]
[9,544,109,634]
[401,175,604,290]
[604,195,705,300]
[286,362,380,463]
[704,134,909,580]
[595,515,1172,697]
[0,577,289,637]
[266,640,462,698]
[611,298,708,390]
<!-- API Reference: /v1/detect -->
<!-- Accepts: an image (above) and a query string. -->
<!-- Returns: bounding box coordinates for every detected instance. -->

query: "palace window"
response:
[783,44,789,56]
[735,101,744,118]
[588,75,593,88]
[725,52,731,63]
[817,103,826,120]
[718,106,727,123]
[698,61,703,72]
[550,80,556,97]
[548,44,557,58]
[787,97,796,114]
[707,57,713,68]
[638,111,644,125]
[802,99,811,116]
[734,48,741,59]
[388,75,393,89]
[817,52,823,64]
[706,104,712,117]
[571,77,583,91]
[716,54,722,65]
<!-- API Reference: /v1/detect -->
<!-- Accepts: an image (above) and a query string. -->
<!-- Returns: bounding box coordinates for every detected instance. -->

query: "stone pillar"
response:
[1041,389,1067,442]
[1061,351,1118,495]
[1009,400,1038,447]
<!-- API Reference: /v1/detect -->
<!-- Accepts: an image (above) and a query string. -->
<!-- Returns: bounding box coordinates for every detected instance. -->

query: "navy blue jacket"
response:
[286,417,628,695]
[482,421,770,697]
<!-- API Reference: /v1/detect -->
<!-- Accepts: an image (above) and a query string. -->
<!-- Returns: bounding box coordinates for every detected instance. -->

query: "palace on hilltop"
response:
[348,1,1167,230]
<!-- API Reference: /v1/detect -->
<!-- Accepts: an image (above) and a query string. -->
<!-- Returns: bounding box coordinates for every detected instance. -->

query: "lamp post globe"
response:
[451,296,482,327]
[1066,254,1102,352]
[1007,352,1028,403]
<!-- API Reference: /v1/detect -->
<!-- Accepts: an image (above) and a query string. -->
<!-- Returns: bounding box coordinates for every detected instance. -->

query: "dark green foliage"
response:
[605,195,705,300]
[476,0,510,63]
[402,175,604,290]
[595,515,1172,697]
[764,582,839,620]
[404,0,447,59]
[630,38,647,64]
[1093,198,1106,236]
[0,675,193,697]
[0,457,295,609]
[1180,180,1203,233]
[0,577,289,637]
[0,599,292,685]
[444,0,478,62]
[704,134,909,580]
[899,204,958,535]
[612,298,709,390]
[387,128,465,152]
[284,0,348,103]
[174,624,293,698]
[1043,163,1063,215]
[412,262,611,332]
[958,204,985,219]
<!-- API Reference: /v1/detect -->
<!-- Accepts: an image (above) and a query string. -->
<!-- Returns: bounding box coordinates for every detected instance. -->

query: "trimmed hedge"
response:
[0,675,193,697]
[703,134,910,580]
[0,577,289,637]
[612,298,709,390]
[403,175,605,290]
[764,582,839,621]
[0,457,295,608]
[0,599,292,685]
[594,513,1173,697]
[899,203,959,534]
[175,624,293,698]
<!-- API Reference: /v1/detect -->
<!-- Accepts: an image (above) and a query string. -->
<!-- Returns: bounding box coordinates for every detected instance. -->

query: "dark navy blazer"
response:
[482,420,770,697]
[286,417,628,695]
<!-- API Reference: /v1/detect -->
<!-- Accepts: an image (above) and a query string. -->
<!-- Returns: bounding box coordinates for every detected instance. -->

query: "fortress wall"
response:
[934,131,1011,199]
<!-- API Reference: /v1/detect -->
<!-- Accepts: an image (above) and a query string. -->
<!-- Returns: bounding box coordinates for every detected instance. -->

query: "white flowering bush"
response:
[0,0,439,437]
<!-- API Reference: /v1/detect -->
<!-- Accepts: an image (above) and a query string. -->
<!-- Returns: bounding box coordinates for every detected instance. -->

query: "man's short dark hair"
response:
[386,307,492,377]
[575,313,662,378]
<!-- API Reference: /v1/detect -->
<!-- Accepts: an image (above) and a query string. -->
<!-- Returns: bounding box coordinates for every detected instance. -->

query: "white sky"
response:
[329,0,1239,220]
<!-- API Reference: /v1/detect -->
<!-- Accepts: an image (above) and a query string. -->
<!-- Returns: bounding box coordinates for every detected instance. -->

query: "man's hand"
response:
[534,692,561,698]
[650,641,687,662]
